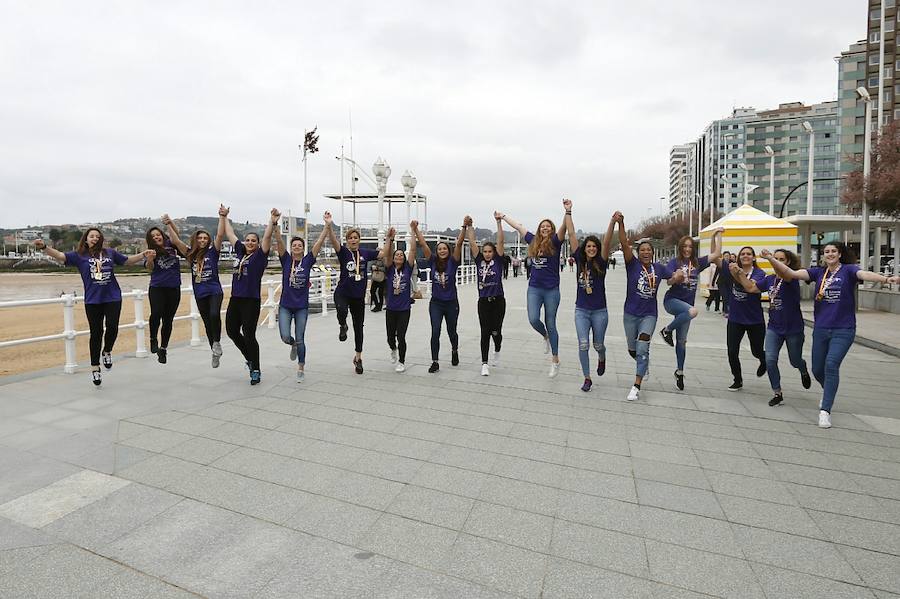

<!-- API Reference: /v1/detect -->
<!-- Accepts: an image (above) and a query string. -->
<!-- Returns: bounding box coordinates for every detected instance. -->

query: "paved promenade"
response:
[2,270,900,598]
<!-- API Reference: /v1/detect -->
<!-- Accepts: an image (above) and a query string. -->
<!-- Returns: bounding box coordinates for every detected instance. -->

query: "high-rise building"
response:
[838,40,868,181]
[866,0,898,129]
[691,108,757,216]
[669,144,691,215]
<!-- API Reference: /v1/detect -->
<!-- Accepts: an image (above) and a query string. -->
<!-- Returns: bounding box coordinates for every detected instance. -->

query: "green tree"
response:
[48,228,62,246]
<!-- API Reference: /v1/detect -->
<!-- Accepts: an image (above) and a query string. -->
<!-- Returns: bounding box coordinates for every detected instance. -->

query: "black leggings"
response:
[726,321,766,383]
[226,296,261,370]
[335,291,365,353]
[370,280,385,310]
[477,296,506,363]
[196,293,223,346]
[149,286,181,348]
[84,302,122,367]
[385,309,411,363]
[705,290,721,311]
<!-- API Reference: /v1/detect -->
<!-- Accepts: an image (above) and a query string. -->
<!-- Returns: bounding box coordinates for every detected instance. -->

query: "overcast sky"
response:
[0,0,864,231]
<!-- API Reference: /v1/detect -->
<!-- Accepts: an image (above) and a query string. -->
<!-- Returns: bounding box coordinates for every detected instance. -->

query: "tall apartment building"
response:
[867,0,899,128]
[743,102,840,216]
[838,40,869,180]
[668,144,691,214]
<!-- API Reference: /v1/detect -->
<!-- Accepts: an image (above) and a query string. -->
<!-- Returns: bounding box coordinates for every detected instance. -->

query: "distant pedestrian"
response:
[705,262,721,312]
[370,258,386,312]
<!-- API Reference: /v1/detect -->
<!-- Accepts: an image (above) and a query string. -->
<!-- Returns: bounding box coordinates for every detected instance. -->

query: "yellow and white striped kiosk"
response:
[699,203,799,299]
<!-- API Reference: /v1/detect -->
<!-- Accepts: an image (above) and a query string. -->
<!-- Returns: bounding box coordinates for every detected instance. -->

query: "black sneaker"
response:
[768,393,784,407]
[428,362,440,373]
[354,358,364,375]
[596,360,606,377]
[91,369,102,386]
[157,348,167,364]
[339,324,348,342]
[150,338,159,354]
[581,378,592,392]
[728,381,743,392]
[102,352,113,370]
[801,371,811,389]
[250,370,261,385]
[660,328,674,347]
[674,370,684,391]
[756,362,767,377]
[451,351,459,366]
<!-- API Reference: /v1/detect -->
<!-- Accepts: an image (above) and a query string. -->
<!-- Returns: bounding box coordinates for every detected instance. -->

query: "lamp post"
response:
[802,121,815,215]
[372,157,391,248]
[401,170,417,250]
[765,145,776,215]
[858,86,873,273]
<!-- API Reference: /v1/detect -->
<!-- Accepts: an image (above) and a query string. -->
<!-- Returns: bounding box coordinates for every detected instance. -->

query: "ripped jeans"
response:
[623,312,657,379]
[574,308,608,378]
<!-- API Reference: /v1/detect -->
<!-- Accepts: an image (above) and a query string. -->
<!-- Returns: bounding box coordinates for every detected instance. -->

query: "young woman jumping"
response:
[467,213,505,376]
[565,204,615,392]
[221,206,277,385]
[617,213,684,401]
[500,200,569,377]
[659,229,723,390]
[719,246,768,391]
[34,231,155,386]
[145,220,183,364]
[273,211,331,382]
[764,242,899,428]
[413,218,465,373]
[383,224,417,372]
[164,212,226,368]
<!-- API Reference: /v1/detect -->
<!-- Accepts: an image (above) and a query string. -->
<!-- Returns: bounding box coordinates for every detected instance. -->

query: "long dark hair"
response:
[823,241,856,265]
[434,241,451,273]
[76,228,105,257]
[773,248,800,270]
[481,241,497,257]
[676,235,699,268]
[528,219,556,258]
[145,227,169,257]
[580,235,605,276]
[186,229,212,266]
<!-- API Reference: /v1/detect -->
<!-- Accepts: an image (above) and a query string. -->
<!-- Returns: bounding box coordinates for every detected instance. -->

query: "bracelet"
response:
[565,211,572,215]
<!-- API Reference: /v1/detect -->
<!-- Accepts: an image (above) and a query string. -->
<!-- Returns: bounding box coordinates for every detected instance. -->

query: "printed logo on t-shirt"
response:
[679,264,698,291]
[88,256,114,285]
[732,286,750,302]
[820,274,845,304]
[479,260,497,287]
[156,250,179,270]
[193,255,212,282]
[531,257,548,270]
[635,267,656,300]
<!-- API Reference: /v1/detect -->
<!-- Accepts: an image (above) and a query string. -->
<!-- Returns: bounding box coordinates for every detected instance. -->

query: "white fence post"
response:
[133,290,148,358]
[320,276,329,316]
[62,294,77,373]
[189,288,202,346]
[266,280,277,329]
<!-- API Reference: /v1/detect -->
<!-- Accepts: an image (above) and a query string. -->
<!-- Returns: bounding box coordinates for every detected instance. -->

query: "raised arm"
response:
[760,249,810,282]
[558,198,571,241]
[452,218,465,262]
[311,212,332,256]
[414,221,431,261]
[600,214,616,260]
[162,214,189,256]
[33,239,66,264]
[501,213,528,237]
[708,228,724,264]
[466,218,479,257]
[261,208,279,255]
[856,269,900,285]
[562,199,577,252]
[407,221,418,264]
[494,212,505,255]
[616,212,632,263]
[214,205,227,251]
[220,205,238,245]
[380,227,395,261]
[729,263,761,294]
[272,218,285,257]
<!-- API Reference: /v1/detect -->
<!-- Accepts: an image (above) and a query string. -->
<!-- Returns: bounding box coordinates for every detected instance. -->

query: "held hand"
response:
[387,227,396,239]
[670,269,685,284]
[728,262,741,276]
[161,213,171,226]
[563,198,572,211]
[760,248,773,260]
[218,204,230,217]
[270,208,281,224]
[465,215,474,227]
[492,211,502,222]
[410,220,418,230]
[612,211,624,223]
[887,275,900,285]
[34,239,46,250]
[323,211,332,226]
[144,249,157,260]
[714,227,725,235]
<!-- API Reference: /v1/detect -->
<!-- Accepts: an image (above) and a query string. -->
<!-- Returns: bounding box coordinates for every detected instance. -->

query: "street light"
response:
[372,157,391,247]
[802,121,815,215]
[858,86,873,272]
[401,170,417,249]
[765,145,776,215]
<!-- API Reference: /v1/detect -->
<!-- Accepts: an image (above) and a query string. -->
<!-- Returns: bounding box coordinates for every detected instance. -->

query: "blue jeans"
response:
[429,299,459,361]
[623,313,657,379]
[527,286,560,356]
[811,327,855,413]
[764,329,808,392]
[663,297,695,371]
[575,308,609,378]
[278,305,309,364]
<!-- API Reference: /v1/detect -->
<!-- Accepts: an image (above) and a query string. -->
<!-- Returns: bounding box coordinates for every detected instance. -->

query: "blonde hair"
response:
[344,228,361,240]
[528,219,556,258]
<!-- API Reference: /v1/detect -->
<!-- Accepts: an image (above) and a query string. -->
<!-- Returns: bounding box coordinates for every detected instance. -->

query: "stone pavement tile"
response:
[671,408,736,427]
[832,454,900,481]
[463,501,554,552]
[21,407,82,425]
[192,402,255,422]
[632,458,710,490]
[839,545,900,595]
[478,475,559,517]
[375,561,518,599]
[393,419,455,443]
[0,418,38,441]
[541,557,657,599]
[359,513,458,572]
[705,470,799,506]
[687,434,760,457]
[241,429,316,459]
[629,440,699,467]
[508,422,568,446]
[59,397,116,412]
[428,443,501,473]
[490,454,565,488]
[202,420,269,445]
[627,426,691,448]
[212,447,343,494]
[284,494,381,546]
[28,431,109,462]
[810,510,900,555]
[43,483,182,551]
[556,490,643,536]
[124,410,187,428]
[635,479,724,519]
[412,462,494,499]
[349,450,424,483]
[163,414,226,436]
[850,472,900,501]
[717,495,827,539]
[679,420,747,441]
[98,572,201,598]
[0,543,125,599]
[54,413,114,431]
[550,519,648,578]
[731,524,862,584]
[238,408,293,430]
[386,485,474,530]
[568,430,631,456]
[0,545,57,578]
[729,414,798,434]
[163,436,238,465]
[0,424,76,451]
[750,563,877,599]
[770,461,863,493]
[638,506,743,558]
[81,443,154,476]
[788,483,897,524]
[693,449,776,479]
[563,446,633,477]
[0,515,56,550]
[623,412,683,433]
[325,470,407,511]
[558,466,637,502]
[448,533,547,599]
[499,436,566,463]
[691,395,753,416]
[373,434,442,461]
[645,539,766,599]
[258,397,315,417]
[754,443,847,471]
[290,438,366,469]
[320,423,395,450]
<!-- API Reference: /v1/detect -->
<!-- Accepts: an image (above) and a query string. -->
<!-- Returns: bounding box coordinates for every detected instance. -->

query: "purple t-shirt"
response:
[336,246,379,299]
[386,263,413,311]
[523,232,562,289]
[149,240,182,289]
[475,253,504,298]
[807,264,860,329]
[623,258,673,317]
[573,246,607,311]
[720,266,766,325]
[664,256,710,305]
[429,256,458,302]
[65,250,128,304]
[758,275,803,336]
[230,240,267,299]
[280,252,317,310]
[190,245,222,299]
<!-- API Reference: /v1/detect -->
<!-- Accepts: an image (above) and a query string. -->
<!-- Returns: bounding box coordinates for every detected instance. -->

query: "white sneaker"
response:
[211,341,223,357]
[818,410,832,429]
[490,350,499,367]
[395,362,406,373]
[296,370,305,383]
[549,362,560,378]
[390,349,398,364]
[543,337,551,354]
[627,386,640,401]
[481,363,490,376]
